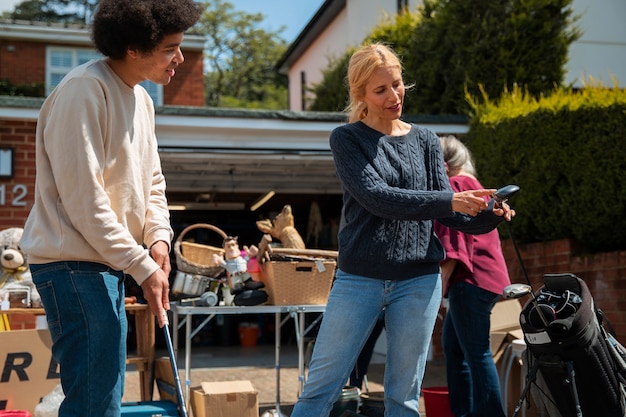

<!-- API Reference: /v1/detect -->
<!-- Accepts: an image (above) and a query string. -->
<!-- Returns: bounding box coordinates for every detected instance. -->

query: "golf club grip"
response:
[163,323,188,417]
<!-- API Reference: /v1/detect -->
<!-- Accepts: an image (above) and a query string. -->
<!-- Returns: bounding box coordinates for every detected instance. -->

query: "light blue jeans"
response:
[291,269,441,417]
[30,261,127,417]
[442,282,505,417]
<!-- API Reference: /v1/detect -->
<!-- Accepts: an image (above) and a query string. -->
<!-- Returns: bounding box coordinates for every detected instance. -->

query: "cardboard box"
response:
[191,380,258,417]
[490,299,523,362]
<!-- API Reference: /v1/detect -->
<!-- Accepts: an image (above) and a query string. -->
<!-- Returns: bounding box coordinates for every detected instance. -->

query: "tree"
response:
[308,53,351,112]
[406,0,580,114]
[309,0,580,116]
[308,10,420,112]
[200,0,288,109]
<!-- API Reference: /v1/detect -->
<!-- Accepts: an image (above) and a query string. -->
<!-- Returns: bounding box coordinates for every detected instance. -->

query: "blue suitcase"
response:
[120,400,180,417]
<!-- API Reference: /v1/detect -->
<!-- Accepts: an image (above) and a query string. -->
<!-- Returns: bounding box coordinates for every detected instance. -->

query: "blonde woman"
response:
[290,43,514,417]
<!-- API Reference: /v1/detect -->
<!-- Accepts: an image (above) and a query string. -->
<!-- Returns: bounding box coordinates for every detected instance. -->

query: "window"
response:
[46,47,163,105]
[0,148,13,178]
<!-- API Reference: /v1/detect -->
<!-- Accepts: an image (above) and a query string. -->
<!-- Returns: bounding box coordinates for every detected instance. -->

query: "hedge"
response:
[465,83,626,253]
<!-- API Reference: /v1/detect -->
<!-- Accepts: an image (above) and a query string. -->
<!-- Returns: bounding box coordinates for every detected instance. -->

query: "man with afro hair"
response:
[21,1,202,415]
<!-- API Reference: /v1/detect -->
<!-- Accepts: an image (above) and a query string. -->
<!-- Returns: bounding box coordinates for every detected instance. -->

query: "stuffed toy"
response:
[212,236,265,295]
[0,227,42,308]
[256,204,306,249]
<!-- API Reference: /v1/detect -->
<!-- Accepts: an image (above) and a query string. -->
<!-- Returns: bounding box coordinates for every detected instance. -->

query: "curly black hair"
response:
[91,0,203,59]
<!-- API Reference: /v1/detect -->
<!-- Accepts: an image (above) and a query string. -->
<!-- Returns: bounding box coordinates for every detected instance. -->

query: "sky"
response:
[228,0,325,43]
[0,0,325,43]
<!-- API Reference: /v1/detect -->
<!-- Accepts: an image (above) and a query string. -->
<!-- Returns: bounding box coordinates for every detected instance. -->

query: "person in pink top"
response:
[434,135,511,417]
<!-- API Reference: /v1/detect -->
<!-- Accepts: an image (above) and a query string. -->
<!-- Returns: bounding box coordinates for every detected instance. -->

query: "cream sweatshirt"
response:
[21,59,173,285]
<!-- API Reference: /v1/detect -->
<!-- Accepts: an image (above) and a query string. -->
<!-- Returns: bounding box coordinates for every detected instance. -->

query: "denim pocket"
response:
[32,279,62,341]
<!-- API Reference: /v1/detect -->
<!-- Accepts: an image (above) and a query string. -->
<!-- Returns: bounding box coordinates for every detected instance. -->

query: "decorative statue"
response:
[256,204,306,249]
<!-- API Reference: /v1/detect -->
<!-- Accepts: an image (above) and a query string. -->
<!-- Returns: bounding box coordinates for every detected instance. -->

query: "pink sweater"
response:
[434,175,511,296]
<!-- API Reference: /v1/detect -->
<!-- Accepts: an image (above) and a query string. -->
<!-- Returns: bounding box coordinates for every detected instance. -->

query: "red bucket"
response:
[238,323,259,347]
[422,386,454,417]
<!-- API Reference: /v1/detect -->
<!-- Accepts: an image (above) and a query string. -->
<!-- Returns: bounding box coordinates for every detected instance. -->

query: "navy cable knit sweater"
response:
[330,121,502,280]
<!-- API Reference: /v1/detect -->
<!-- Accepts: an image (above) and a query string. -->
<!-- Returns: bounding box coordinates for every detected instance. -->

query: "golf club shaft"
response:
[163,313,188,417]
[505,221,551,327]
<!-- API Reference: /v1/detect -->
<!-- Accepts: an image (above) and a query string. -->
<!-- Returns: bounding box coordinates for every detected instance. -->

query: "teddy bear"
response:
[0,227,42,308]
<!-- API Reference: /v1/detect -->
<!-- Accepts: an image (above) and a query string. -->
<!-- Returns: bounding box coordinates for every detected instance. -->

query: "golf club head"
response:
[493,184,520,204]
[503,283,533,299]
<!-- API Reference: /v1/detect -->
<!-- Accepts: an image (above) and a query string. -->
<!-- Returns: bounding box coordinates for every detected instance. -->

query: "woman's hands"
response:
[452,189,516,221]
[493,200,516,221]
[452,189,493,215]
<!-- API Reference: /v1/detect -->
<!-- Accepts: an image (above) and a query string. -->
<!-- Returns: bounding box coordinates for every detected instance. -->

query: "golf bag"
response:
[518,273,626,417]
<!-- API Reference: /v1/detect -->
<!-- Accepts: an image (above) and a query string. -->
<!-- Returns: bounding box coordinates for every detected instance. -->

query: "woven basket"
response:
[260,255,336,305]
[174,223,227,278]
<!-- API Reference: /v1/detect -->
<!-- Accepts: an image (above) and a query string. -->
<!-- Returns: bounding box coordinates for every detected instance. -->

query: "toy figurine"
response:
[212,236,265,295]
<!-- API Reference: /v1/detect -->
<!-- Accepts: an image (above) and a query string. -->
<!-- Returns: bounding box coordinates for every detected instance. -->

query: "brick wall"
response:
[0,40,204,106]
[501,238,626,339]
[0,41,46,86]
[0,119,36,229]
[165,49,205,106]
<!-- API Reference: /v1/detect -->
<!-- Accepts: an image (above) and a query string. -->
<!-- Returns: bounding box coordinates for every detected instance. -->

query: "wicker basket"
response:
[260,255,336,305]
[174,223,227,278]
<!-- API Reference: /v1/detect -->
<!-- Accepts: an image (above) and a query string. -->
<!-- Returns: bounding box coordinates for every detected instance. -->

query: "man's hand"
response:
[141,269,171,328]
[150,240,171,275]
[143,240,172,327]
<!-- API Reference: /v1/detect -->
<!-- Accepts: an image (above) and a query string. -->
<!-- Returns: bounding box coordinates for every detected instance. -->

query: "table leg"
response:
[185,311,192,410]
[298,311,305,395]
[275,312,282,414]
[137,306,155,401]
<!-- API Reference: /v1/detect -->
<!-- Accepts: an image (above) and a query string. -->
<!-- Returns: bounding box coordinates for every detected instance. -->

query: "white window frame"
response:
[45,46,163,105]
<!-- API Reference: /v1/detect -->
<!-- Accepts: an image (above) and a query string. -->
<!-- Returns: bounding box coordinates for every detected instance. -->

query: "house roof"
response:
[0,19,205,50]
[275,0,344,75]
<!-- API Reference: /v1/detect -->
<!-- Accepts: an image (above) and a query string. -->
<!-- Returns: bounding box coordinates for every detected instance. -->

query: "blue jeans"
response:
[30,261,127,417]
[442,282,505,417]
[291,269,441,417]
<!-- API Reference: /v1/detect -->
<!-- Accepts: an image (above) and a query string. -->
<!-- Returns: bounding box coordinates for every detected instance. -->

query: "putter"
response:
[162,310,189,417]
[496,185,550,328]
[493,184,520,207]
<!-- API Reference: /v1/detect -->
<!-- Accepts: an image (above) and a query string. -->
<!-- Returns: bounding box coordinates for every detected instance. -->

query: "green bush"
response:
[0,78,44,97]
[309,0,579,115]
[465,83,626,253]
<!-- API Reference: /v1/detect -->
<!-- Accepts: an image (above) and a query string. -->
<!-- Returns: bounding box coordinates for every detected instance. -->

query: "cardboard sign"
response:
[0,329,60,413]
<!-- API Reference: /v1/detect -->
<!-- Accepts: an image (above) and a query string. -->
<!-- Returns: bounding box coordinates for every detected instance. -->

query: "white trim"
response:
[0,107,39,120]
